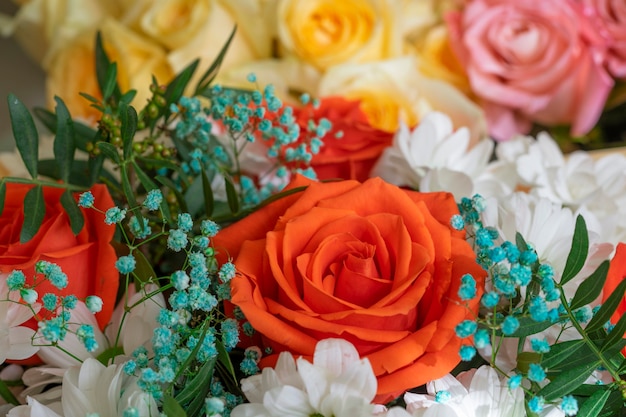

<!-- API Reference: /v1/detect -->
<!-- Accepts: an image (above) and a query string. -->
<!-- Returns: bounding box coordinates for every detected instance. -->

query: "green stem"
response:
[559,291,622,382]
[0,379,19,406]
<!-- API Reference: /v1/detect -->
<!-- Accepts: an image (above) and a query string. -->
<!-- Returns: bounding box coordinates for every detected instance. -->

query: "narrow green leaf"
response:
[577,388,611,417]
[164,59,199,115]
[157,175,189,214]
[163,395,187,417]
[569,261,611,310]
[215,339,236,383]
[120,103,138,159]
[0,379,19,406]
[561,215,589,285]
[494,316,554,338]
[541,339,586,369]
[131,161,156,190]
[515,231,528,252]
[53,96,76,183]
[538,361,600,401]
[94,32,120,101]
[96,346,124,366]
[121,166,139,212]
[201,167,214,218]
[120,89,137,105]
[88,154,105,186]
[174,358,216,417]
[21,185,45,243]
[184,176,205,217]
[96,142,121,164]
[78,92,102,104]
[7,94,38,179]
[34,107,96,151]
[224,176,240,214]
[0,181,6,217]
[102,62,118,101]
[586,276,626,332]
[195,26,237,94]
[33,107,56,133]
[133,249,157,290]
[60,190,84,235]
[600,308,626,351]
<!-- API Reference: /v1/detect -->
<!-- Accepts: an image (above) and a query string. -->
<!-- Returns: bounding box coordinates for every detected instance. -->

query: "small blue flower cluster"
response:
[6,262,100,353]
[452,194,583,414]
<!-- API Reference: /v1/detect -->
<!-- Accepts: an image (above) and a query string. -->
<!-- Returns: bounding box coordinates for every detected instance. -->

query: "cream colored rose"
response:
[276,0,404,71]
[117,0,273,88]
[45,18,173,123]
[317,57,487,143]
[6,0,115,65]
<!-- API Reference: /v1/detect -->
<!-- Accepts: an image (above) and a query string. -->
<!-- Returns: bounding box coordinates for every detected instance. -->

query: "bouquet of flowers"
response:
[1,2,626,417]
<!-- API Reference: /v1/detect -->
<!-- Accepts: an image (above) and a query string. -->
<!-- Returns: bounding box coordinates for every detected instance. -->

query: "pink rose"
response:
[447,0,613,140]
[583,0,626,78]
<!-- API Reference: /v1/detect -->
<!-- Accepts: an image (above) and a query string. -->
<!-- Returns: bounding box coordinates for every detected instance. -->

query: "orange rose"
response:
[293,96,393,182]
[215,175,485,402]
[0,183,118,329]
[604,242,626,354]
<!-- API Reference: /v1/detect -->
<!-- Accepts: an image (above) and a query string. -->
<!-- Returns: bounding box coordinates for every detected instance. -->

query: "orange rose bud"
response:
[214,175,485,402]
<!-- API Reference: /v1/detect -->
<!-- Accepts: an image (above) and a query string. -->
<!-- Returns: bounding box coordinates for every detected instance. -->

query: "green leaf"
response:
[97,142,121,164]
[541,339,587,369]
[94,32,120,101]
[561,215,589,285]
[120,103,138,159]
[102,62,118,101]
[60,190,84,235]
[163,395,187,417]
[494,316,554,338]
[164,59,199,118]
[195,26,237,94]
[21,185,45,243]
[88,154,105,186]
[538,360,600,401]
[224,176,240,214]
[7,93,39,179]
[201,167,214,218]
[157,175,189,214]
[569,261,611,310]
[78,92,101,105]
[96,346,124,366]
[600,308,626,351]
[131,161,156,190]
[53,96,76,183]
[586,276,626,332]
[34,107,97,151]
[33,107,56,132]
[121,166,139,212]
[0,379,18,406]
[0,181,6,217]
[516,351,542,374]
[216,339,236,383]
[120,90,137,106]
[175,357,216,417]
[577,388,612,417]
[133,249,158,289]
[184,175,206,217]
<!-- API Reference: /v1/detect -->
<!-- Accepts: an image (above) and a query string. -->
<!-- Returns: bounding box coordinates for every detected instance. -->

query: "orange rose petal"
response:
[375,337,463,403]
[604,242,626,325]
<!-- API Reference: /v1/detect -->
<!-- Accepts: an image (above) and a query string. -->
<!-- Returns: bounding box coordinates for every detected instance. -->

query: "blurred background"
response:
[0,1,45,151]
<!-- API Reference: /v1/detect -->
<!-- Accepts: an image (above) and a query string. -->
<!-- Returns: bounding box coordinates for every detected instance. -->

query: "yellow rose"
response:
[409,24,472,97]
[317,57,486,143]
[6,0,115,65]
[46,18,173,123]
[117,0,272,88]
[276,0,404,71]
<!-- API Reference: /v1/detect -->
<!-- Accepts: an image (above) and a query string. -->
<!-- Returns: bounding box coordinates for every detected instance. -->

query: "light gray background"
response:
[0,1,47,151]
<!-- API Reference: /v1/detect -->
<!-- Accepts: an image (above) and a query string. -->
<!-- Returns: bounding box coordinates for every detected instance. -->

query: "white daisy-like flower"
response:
[371,112,500,201]
[0,278,40,364]
[231,338,380,417]
[403,365,525,417]
[7,358,159,417]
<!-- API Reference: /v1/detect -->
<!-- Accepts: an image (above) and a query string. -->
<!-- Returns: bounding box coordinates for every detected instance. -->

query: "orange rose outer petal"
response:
[218,176,485,402]
[604,242,626,355]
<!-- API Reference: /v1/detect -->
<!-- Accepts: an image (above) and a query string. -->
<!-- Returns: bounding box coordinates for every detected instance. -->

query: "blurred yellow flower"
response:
[276,0,403,71]
[46,18,173,123]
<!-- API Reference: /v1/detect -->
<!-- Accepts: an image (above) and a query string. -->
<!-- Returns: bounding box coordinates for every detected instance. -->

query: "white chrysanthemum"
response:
[492,132,626,244]
[0,278,40,364]
[403,366,525,417]
[372,112,500,200]
[8,358,159,417]
[231,338,380,417]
